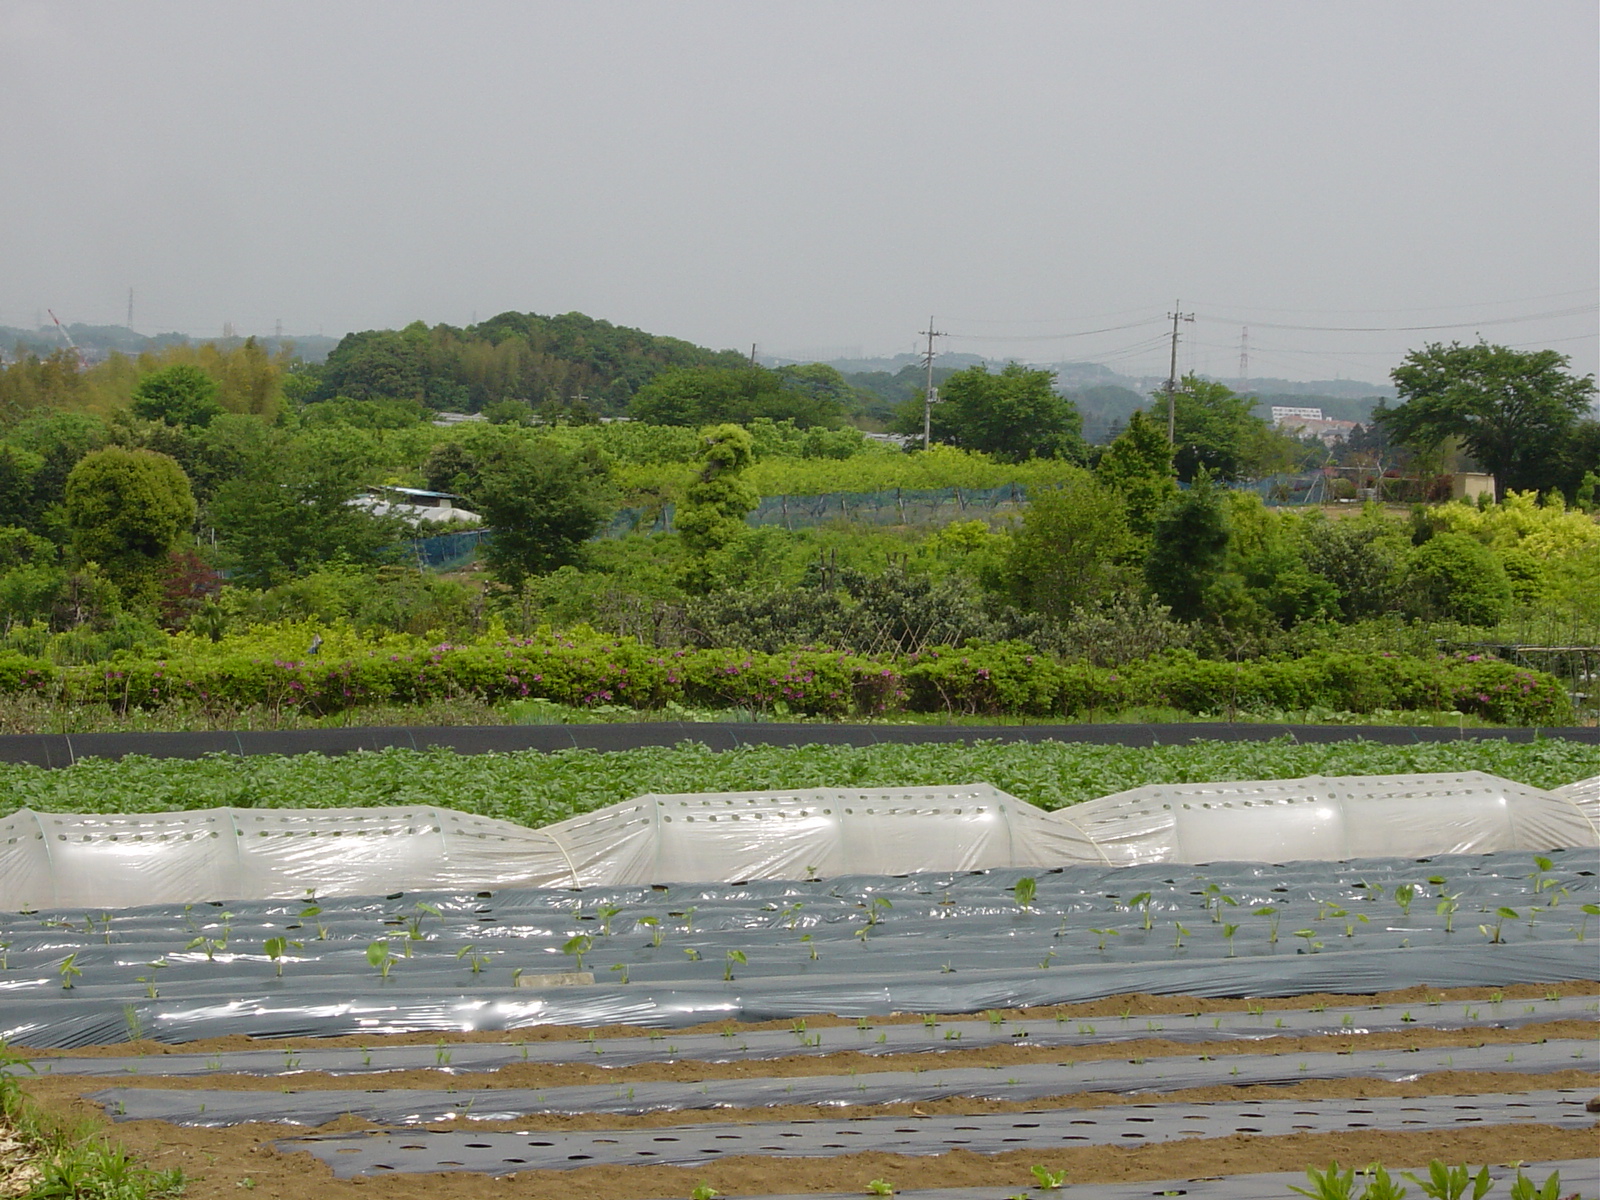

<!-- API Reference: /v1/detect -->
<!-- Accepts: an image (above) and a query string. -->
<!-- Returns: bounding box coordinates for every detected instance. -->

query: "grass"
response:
[0,736,1594,829]
[0,1045,183,1200]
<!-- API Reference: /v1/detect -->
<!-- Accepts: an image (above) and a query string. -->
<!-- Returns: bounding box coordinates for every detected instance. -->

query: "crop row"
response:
[2,736,1595,829]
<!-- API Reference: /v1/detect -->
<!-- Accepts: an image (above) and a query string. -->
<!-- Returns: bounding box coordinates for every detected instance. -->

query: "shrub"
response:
[1403,532,1512,625]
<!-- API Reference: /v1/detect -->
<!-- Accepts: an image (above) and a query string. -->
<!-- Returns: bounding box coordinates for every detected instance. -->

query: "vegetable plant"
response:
[564,932,593,970]
[1478,907,1517,944]
[1088,927,1119,953]
[58,954,82,990]
[1254,904,1281,943]
[1575,902,1600,941]
[1402,1160,1493,1199]
[1031,1164,1067,1189]
[366,938,398,980]
[262,937,301,978]
[1013,877,1037,910]
[723,949,746,981]
[1126,891,1154,930]
[1291,1160,1357,1200]
[1393,884,1418,916]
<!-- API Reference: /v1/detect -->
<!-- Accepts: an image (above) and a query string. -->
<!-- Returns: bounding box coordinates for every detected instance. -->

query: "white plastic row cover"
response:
[1,773,1594,908]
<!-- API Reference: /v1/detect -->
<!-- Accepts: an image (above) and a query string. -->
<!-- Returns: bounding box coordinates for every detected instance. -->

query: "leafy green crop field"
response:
[2,736,1595,829]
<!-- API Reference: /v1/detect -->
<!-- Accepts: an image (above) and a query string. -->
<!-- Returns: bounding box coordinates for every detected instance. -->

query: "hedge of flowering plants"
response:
[0,621,1575,725]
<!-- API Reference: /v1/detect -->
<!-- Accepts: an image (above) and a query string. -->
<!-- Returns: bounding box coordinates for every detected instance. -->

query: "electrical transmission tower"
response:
[919,317,946,452]
[1165,301,1195,444]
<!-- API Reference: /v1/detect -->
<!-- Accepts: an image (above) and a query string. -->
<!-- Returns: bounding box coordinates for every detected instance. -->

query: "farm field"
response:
[1,736,1596,1198]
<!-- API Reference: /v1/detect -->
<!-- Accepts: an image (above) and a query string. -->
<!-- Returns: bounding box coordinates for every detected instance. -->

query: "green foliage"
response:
[1094,410,1178,534]
[991,471,1136,620]
[1404,532,1512,626]
[1144,471,1231,622]
[1,735,1591,831]
[1164,374,1284,482]
[63,448,195,604]
[207,441,401,589]
[129,363,224,428]
[677,425,760,590]
[897,362,1086,463]
[468,438,614,587]
[630,365,845,428]
[1383,340,1597,496]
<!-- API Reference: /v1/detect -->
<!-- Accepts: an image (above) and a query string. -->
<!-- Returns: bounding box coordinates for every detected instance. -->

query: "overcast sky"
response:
[2,1,1595,384]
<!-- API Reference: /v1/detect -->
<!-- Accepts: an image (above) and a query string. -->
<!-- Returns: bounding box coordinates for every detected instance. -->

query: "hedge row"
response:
[0,636,1575,725]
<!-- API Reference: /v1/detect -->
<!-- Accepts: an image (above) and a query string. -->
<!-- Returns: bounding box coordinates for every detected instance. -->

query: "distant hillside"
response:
[0,324,340,365]
[313,312,751,415]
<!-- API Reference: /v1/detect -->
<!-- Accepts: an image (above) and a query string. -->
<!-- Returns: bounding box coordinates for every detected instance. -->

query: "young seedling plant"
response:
[724,949,746,980]
[1254,904,1281,944]
[1126,891,1154,930]
[638,916,663,947]
[262,937,301,978]
[1013,877,1037,911]
[58,953,82,990]
[1479,907,1517,944]
[1401,1159,1493,1199]
[1202,882,1237,923]
[1031,1164,1067,1190]
[1222,922,1240,957]
[366,938,399,980]
[564,932,593,971]
[1575,902,1600,941]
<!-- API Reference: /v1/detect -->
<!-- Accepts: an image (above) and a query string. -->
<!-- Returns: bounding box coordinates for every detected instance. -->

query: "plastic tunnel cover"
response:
[0,773,1595,908]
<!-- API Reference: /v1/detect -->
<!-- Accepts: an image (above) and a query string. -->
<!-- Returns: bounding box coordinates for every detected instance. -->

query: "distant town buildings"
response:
[1271,405,1359,447]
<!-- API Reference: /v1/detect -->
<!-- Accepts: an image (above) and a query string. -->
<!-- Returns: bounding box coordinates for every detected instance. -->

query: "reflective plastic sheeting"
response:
[0,807,581,911]
[1,773,1595,910]
[1062,771,1599,866]
[1554,773,1600,834]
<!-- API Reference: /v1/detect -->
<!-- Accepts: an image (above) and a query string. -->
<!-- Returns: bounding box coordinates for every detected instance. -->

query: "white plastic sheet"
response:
[1,772,1595,908]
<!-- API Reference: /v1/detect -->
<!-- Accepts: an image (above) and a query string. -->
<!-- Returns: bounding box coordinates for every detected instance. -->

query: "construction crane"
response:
[46,309,89,369]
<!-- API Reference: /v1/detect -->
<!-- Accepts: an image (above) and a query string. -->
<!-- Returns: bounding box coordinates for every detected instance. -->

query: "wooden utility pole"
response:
[1165,301,1194,444]
[920,317,945,452]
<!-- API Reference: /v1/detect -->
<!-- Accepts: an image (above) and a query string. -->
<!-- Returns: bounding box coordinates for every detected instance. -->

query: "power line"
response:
[1195,303,1595,335]
[944,317,1163,343]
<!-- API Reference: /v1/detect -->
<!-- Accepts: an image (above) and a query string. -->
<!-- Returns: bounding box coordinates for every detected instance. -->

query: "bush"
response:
[0,622,1575,725]
[1404,532,1512,625]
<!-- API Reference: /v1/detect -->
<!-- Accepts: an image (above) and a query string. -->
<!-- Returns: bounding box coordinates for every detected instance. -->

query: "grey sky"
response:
[2,1,1595,384]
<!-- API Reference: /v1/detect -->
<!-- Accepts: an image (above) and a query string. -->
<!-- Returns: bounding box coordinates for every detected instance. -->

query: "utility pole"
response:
[1165,301,1194,444]
[1237,325,1250,393]
[749,343,758,366]
[919,316,945,452]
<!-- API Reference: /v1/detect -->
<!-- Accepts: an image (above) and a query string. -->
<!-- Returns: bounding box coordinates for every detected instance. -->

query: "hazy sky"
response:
[3,1,1595,384]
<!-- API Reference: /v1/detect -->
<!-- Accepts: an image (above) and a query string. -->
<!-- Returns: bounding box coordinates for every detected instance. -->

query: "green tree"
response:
[207,432,403,587]
[467,439,614,587]
[1381,341,1597,497]
[1162,374,1279,482]
[676,424,760,591]
[896,362,1085,463]
[1144,470,1231,622]
[63,448,196,603]
[1094,410,1178,534]
[993,470,1135,619]
[130,363,225,428]
[630,366,843,428]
